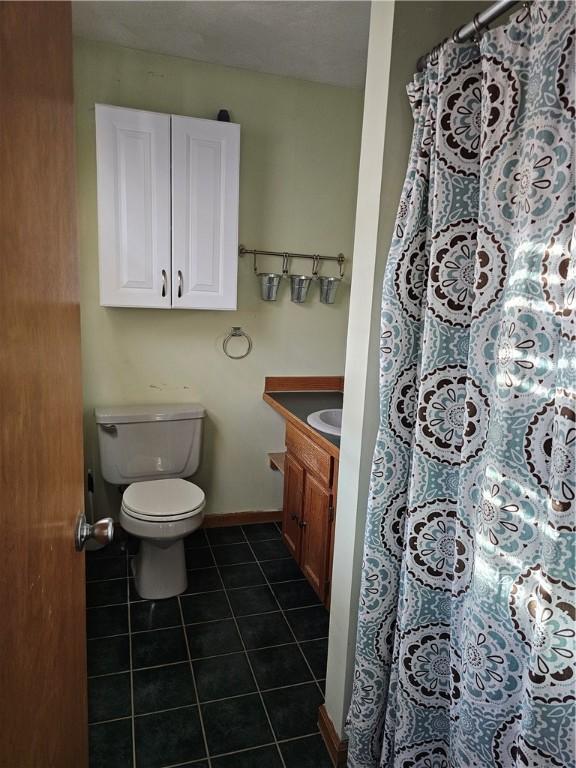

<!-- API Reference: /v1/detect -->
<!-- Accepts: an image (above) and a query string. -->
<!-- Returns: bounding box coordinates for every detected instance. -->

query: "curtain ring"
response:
[223,327,253,360]
[472,13,483,41]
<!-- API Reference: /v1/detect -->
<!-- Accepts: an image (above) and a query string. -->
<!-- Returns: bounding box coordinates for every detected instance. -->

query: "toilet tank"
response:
[95,404,205,485]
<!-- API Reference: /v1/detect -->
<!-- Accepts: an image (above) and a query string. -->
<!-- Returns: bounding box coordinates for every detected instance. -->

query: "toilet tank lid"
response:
[95,403,206,424]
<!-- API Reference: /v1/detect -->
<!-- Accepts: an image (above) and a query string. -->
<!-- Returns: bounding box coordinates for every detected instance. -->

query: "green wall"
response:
[74,38,363,518]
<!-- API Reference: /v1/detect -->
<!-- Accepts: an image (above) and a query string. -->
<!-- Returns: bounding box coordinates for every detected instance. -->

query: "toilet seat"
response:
[122,478,205,522]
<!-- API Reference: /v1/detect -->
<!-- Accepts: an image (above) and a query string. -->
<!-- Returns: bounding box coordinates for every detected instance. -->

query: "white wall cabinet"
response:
[95,104,240,310]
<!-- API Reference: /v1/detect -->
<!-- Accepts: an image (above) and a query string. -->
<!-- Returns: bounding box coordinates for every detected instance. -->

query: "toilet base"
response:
[132,538,188,600]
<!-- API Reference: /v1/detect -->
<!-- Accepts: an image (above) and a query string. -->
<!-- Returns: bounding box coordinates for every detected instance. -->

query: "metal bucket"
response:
[258,272,282,301]
[290,275,312,303]
[319,276,341,304]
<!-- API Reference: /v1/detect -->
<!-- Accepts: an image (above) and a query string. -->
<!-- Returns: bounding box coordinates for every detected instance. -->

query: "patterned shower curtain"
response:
[347,3,575,767]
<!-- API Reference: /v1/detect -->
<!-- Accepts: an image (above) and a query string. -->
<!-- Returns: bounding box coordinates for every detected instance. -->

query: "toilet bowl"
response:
[120,478,206,599]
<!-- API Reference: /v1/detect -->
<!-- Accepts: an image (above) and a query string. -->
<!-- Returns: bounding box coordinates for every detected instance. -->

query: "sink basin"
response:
[307,408,342,437]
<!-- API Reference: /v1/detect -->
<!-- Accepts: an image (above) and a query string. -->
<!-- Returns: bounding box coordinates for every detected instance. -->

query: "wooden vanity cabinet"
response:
[282,423,337,606]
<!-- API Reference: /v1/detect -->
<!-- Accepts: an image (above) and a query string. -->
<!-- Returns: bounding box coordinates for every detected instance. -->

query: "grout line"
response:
[177,595,212,768]
[197,680,321,704]
[88,675,329,705]
[220,577,309,592]
[191,556,291,570]
[89,597,324,615]
[203,535,288,768]
[131,623,186,635]
[131,702,202,720]
[88,636,329,674]
[195,731,322,763]
[205,740,277,761]
[242,537,326,700]
[89,714,133,727]
[88,663,174,679]
[90,712,321,743]
[126,549,137,768]
[86,574,129,585]
[87,632,130,642]
[157,735,299,767]
[89,653,328,680]
[88,669,132,680]
[87,723,322,763]
[277,732,325,744]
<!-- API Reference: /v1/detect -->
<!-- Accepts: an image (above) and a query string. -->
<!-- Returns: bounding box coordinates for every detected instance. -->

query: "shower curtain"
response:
[347,2,575,767]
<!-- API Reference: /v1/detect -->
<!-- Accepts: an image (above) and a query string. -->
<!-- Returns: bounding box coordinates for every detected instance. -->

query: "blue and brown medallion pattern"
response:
[347,3,575,767]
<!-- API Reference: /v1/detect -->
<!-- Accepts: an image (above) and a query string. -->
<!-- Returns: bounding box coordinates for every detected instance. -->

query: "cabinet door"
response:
[282,453,304,560]
[300,472,333,602]
[95,105,171,308]
[171,116,240,310]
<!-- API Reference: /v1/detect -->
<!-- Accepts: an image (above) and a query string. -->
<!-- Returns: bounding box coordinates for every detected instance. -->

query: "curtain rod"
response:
[416,0,521,72]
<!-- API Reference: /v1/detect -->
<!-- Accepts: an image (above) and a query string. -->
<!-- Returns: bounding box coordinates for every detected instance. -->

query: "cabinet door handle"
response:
[161,269,167,298]
[299,520,307,529]
[177,270,183,298]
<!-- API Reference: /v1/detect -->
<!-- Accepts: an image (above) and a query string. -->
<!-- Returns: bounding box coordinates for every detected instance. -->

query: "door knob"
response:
[75,512,114,551]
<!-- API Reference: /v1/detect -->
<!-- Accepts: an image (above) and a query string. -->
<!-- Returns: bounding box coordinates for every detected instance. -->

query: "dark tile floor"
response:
[86,522,333,768]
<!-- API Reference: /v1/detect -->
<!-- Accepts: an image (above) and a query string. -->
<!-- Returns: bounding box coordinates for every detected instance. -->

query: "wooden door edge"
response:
[318,704,348,767]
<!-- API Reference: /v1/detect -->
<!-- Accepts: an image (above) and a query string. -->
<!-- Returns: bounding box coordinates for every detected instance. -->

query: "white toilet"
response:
[95,403,206,600]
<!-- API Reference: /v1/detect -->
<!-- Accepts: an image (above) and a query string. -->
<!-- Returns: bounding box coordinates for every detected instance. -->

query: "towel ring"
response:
[223,327,253,359]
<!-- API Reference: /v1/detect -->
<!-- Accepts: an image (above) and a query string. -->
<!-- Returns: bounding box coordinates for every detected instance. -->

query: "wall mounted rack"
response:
[239,245,346,279]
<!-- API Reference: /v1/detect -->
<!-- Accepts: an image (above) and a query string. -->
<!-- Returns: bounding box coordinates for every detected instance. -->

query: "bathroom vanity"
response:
[264,377,343,608]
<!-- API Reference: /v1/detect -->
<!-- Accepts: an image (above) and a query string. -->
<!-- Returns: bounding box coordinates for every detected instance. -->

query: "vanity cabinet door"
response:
[95,105,171,308]
[300,473,333,603]
[282,452,304,560]
[171,116,240,310]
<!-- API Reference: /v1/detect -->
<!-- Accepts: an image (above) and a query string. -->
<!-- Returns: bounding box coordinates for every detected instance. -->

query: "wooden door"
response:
[0,3,88,766]
[95,104,171,308]
[282,453,304,560]
[171,115,240,310]
[300,473,333,602]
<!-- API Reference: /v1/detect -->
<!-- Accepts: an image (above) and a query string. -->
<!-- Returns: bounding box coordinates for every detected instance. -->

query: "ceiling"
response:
[72,1,371,88]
